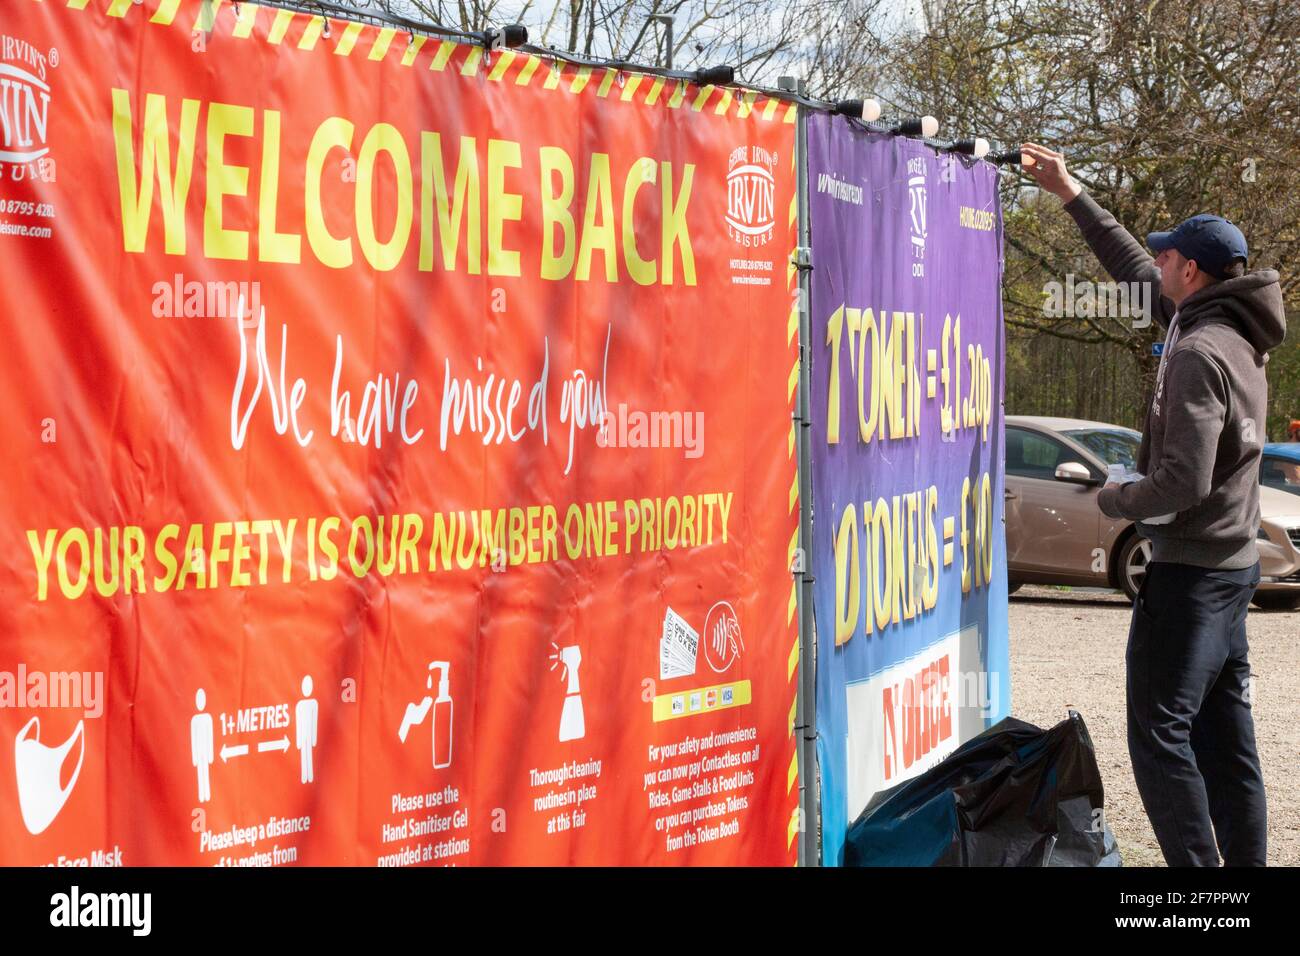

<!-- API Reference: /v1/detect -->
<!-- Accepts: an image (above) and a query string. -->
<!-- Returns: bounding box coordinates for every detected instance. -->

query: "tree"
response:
[850,0,1300,433]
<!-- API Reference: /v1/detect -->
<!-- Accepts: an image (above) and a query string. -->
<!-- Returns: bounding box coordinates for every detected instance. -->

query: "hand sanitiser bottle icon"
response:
[429,662,453,769]
[397,661,453,769]
[556,645,585,742]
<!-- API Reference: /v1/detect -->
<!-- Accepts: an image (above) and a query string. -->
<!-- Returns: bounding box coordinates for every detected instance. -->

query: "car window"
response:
[1006,427,1078,480]
[1063,429,1141,469]
[1260,454,1300,496]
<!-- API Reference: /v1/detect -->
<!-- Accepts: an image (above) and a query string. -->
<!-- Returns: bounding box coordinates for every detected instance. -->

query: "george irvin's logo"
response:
[907,156,927,278]
[725,145,777,248]
[1,32,55,178]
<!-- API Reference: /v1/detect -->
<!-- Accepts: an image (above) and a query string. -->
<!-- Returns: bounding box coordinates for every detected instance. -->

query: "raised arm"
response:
[1020,143,1176,329]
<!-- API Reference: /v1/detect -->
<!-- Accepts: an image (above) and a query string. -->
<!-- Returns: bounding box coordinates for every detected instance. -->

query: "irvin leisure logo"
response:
[0,32,54,179]
[725,145,777,248]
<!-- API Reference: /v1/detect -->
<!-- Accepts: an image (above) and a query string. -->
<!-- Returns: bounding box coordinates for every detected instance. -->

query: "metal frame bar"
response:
[781,75,820,868]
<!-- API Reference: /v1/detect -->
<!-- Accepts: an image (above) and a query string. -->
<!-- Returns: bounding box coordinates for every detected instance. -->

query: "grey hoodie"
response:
[1064,192,1286,569]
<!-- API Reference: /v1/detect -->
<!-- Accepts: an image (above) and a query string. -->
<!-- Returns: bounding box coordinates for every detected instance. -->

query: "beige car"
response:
[1005,416,1300,610]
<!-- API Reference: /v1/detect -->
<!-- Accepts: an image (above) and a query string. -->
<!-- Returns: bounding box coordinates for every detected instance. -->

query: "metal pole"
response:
[647,15,674,70]
[781,74,819,867]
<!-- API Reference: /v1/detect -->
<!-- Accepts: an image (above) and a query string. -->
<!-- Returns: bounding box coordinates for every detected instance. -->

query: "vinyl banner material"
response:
[0,1,800,865]
[807,114,1011,866]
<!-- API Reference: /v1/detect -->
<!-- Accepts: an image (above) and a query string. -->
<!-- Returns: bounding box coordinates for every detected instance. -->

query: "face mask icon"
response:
[13,716,85,835]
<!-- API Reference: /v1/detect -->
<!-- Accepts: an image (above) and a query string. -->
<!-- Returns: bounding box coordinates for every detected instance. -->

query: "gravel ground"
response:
[1009,584,1299,867]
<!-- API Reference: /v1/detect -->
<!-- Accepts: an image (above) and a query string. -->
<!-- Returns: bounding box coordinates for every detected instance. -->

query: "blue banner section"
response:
[807,115,1011,866]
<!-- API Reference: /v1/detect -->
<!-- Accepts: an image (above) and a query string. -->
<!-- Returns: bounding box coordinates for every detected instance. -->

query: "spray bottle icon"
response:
[551,644,585,742]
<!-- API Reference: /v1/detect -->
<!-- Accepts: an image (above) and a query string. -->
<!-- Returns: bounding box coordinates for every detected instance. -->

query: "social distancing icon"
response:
[189,677,319,801]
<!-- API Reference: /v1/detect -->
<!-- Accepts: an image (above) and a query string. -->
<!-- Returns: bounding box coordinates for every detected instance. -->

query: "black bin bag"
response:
[844,710,1121,866]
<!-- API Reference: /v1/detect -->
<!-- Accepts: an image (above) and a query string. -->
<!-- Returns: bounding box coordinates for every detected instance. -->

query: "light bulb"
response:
[836,98,884,122]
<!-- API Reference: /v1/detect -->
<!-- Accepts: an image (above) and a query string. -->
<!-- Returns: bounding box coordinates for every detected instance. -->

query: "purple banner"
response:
[807,114,1010,866]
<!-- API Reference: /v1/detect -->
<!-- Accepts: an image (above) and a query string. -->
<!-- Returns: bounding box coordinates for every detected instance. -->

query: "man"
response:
[191,688,214,804]
[296,675,318,784]
[1021,142,1285,866]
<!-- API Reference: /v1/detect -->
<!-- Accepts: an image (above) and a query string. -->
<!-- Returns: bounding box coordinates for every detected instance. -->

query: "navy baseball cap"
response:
[1147,214,1248,279]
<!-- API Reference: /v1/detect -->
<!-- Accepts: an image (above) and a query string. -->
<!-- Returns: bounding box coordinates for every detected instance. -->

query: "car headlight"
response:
[1263,520,1300,550]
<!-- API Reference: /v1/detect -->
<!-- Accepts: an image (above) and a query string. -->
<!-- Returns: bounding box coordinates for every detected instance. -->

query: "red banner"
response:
[0,1,799,865]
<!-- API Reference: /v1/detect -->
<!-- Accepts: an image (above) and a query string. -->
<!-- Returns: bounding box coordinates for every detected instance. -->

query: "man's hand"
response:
[1020,143,1082,202]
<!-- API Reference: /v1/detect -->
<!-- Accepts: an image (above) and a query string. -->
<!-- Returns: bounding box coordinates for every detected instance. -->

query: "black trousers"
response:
[1127,560,1267,866]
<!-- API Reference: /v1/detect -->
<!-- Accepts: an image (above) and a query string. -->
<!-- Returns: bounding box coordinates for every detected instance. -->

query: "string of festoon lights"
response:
[828,99,1000,161]
[219,0,1025,166]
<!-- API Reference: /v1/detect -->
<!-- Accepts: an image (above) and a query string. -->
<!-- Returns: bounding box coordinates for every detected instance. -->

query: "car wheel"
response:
[1251,592,1300,611]
[1117,534,1152,602]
